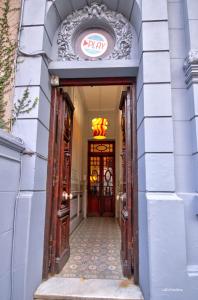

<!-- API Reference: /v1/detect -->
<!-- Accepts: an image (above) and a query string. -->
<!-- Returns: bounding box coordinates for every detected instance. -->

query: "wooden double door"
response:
[87,141,115,217]
[43,80,138,284]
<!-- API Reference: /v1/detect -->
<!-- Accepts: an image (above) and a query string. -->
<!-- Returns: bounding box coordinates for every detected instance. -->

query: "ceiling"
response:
[77,85,125,111]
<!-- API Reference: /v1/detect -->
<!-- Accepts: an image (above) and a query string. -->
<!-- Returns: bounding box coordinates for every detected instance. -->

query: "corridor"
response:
[57,218,124,280]
[34,218,144,300]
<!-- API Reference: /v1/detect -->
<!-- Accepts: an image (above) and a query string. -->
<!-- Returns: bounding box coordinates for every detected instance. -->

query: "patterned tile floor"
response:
[57,217,125,280]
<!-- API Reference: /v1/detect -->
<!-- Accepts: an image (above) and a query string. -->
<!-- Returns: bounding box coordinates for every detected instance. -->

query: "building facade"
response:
[0,0,198,299]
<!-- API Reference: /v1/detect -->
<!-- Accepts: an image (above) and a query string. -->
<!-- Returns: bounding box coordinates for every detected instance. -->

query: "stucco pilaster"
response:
[11,1,50,299]
[138,1,189,300]
[183,0,198,193]
[138,0,175,194]
[167,1,198,299]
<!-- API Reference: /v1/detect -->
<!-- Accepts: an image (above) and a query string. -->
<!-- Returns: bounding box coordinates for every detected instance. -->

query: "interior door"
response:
[119,86,138,281]
[45,88,74,275]
[88,141,115,217]
[101,155,115,216]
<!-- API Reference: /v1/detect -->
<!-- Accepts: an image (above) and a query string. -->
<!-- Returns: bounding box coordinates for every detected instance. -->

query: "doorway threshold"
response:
[34,277,144,300]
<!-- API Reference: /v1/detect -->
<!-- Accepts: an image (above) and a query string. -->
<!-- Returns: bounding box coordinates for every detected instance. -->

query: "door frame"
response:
[43,77,139,283]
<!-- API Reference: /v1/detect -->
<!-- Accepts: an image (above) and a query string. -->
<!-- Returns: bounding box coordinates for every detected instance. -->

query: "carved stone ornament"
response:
[51,75,59,86]
[184,50,198,69]
[184,50,198,87]
[57,3,133,61]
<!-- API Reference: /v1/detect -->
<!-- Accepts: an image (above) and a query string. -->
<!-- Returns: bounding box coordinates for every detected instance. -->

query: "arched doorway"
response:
[13,1,186,299]
[41,1,141,284]
[13,1,144,299]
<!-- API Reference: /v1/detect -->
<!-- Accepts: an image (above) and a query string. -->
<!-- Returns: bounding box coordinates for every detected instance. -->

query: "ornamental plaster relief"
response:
[184,50,198,87]
[57,3,133,61]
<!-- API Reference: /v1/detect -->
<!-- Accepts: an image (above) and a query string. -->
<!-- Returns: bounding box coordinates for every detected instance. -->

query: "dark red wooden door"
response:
[119,86,138,281]
[88,141,115,217]
[45,88,74,275]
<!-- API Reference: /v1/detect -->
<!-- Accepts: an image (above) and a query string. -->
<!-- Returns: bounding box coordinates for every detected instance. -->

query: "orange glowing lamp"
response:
[90,175,97,183]
[92,118,108,140]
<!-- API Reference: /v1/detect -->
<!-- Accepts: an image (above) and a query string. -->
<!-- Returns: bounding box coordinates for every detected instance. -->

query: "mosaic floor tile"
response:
[57,217,125,280]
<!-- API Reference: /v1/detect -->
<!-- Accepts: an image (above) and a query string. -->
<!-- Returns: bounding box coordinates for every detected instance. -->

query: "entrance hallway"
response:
[35,218,144,300]
[57,218,124,280]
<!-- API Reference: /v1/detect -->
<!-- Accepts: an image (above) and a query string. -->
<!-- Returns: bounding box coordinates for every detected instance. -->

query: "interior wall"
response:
[64,87,86,233]
[84,96,123,219]
[64,88,124,221]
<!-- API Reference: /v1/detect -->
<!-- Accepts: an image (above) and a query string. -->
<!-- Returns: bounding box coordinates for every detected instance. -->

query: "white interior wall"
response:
[67,86,124,220]
[71,87,85,190]
[63,87,86,232]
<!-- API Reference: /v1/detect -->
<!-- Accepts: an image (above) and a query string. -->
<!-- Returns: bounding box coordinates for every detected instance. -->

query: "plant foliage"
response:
[0,0,38,130]
[12,87,39,125]
[0,0,16,129]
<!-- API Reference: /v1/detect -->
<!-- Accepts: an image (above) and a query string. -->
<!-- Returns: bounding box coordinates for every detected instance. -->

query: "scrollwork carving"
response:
[57,3,133,61]
[184,50,198,87]
[184,50,198,70]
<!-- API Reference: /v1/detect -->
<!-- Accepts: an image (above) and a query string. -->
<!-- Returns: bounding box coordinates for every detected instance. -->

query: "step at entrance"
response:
[34,278,144,300]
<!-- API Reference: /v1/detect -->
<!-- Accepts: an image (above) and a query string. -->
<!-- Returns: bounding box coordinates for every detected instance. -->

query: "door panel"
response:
[46,88,74,275]
[131,85,139,283]
[119,85,138,280]
[56,90,74,272]
[120,88,132,277]
[88,156,101,216]
[101,156,115,216]
[88,141,115,217]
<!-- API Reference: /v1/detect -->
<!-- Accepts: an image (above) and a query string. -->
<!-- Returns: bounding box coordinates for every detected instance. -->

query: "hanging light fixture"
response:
[92,117,108,140]
[92,87,108,139]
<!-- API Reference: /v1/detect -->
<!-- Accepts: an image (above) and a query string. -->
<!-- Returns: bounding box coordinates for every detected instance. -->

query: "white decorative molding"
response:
[184,50,198,87]
[57,3,133,61]
[51,75,59,86]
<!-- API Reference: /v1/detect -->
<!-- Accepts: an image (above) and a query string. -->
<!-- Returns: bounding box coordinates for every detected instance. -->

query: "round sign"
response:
[81,33,108,58]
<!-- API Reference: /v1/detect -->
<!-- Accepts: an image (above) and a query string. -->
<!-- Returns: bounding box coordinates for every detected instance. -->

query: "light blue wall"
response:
[0,130,25,300]
[179,0,198,298]
[12,1,50,299]
[0,0,197,300]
